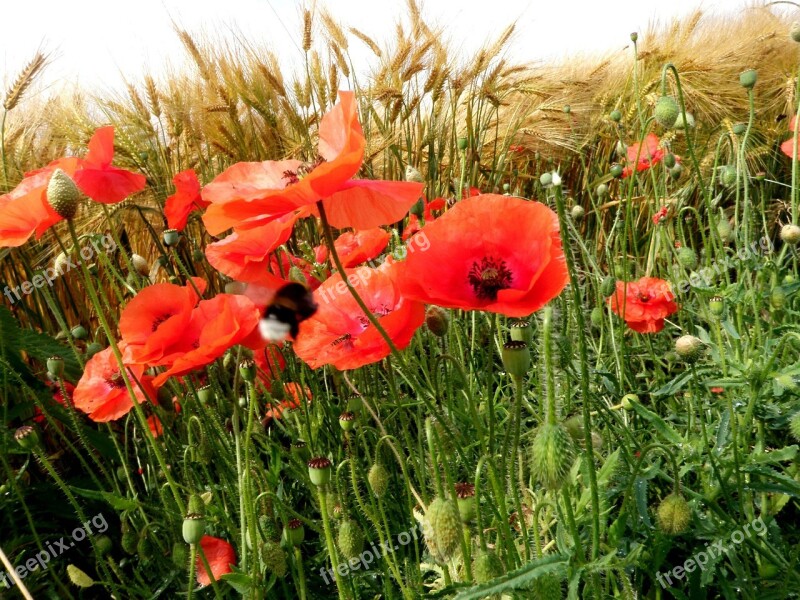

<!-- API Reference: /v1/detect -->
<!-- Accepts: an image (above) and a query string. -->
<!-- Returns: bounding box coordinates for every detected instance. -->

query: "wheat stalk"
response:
[4,52,48,111]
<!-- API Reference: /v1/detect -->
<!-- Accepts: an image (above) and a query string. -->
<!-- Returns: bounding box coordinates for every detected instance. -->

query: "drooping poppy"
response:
[607,277,678,333]
[622,133,667,178]
[73,344,156,422]
[196,536,236,586]
[72,126,146,204]
[781,116,800,160]
[332,228,390,267]
[205,213,300,286]
[35,381,74,424]
[264,383,312,421]
[396,194,569,317]
[119,278,207,365]
[164,169,209,230]
[293,263,425,370]
[152,293,261,386]
[0,127,145,248]
[202,91,423,234]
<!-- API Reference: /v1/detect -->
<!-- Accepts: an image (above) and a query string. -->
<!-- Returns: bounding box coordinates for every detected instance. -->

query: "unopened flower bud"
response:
[423,498,461,563]
[781,224,800,245]
[792,22,800,43]
[739,69,757,89]
[656,493,691,535]
[610,109,622,123]
[709,295,724,317]
[530,423,575,490]
[425,306,449,337]
[571,204,585,221]
[654,96,680,129]
[131,254,149,277]
[675,335,704,363]
[368,463,389,498]
[610,164,624,178]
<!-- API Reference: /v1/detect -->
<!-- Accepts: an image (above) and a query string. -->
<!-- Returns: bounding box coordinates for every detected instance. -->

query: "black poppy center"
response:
[105,371,126,389]
[282,156,326,185]
[151,313,174,332]
[468,257,513,301]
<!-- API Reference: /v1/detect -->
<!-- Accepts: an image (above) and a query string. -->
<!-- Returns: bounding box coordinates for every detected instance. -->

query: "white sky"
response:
[0,0,761,95]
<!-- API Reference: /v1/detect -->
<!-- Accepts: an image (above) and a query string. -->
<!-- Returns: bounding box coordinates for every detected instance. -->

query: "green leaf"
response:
[652,371,693,397]
[452,554,568,600]
[634,478,652,528]
[714,410,731,455]
[630,402,683,444]
[221,572,254,594]
[70,487,139,511]
[752,445,797,464]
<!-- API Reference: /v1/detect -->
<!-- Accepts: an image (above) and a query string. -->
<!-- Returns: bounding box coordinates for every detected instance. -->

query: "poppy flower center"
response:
[151,313,174,332]
[282,156,325,185]
[468,257,513,301]
[638,292,651,303]
[105,371,126,389]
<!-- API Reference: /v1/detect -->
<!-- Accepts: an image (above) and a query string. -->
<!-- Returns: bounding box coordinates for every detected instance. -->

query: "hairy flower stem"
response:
[553,185,601,564]
[318,486,348,600]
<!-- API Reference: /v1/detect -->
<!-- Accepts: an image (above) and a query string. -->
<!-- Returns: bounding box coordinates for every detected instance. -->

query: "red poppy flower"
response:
[268,252,323,290]
[781,116,800,160]
[164,169,209,230]
[205,213,300,286]
[622,133,666,178]
[710,386,724,394]
[152,293,260,386]
[607,277,678,333]
[653,206,669,225]
[73,344,156,422]
[402,197,446,240]
[332,228,390,267]
[35,381,74,424]
[72,127,146,204]
[147,414,163,438]
[197,536,236,586]
[0,157,81,247]
[264,383,312,421]
[202,91,423,234]
[396,194,569,317]
[293,263,425,370]
[119,278,207,365]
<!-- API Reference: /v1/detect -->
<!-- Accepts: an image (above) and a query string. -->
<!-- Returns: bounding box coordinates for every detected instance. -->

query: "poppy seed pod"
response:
[338,411,356,432]
[47,168,81,220]
[182,513,205,545]
[732,122,746,136]
[239,358,256,382]
[656,493,691,535]
[71,325,88,340]
[621,393,638,410]
[14,425,40,451]
[197,385,214,404]
[709,295,724,317]
[530,423,575,490]
[307,456,332,486]
[502,341,531,379]
[675,335,704,363]
[66,565,95,588]
[610,109,622,122]
[423,498,461,563]
[539,172,552,187]
[455,482,476,523]
[630,32,638,42]
[654,96,680,129]
[163,228,180,247]
[590,306,604,328]
[368,463,389,498]
[282,518,305,547]
[600,275,617,298]
[781,224,800,245]
[739,69,757,89]
[663,153,676,168]
[95,535,113,557]
[596,183,608,198]
[509,319,533,345]
[47,356,65,378]
[457,137,469,151]
[676,247,698,269]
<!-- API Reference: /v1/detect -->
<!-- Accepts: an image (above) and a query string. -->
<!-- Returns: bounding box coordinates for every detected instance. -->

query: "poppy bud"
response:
[610,164,624,179]
[121,530,138,555]
[709,295,724,317]
[172,542,188,568]
[781,224,800,245]
[676,247,697,269]
[188,493,205,516]
[656,492,691,535]
[71,325,87,340]
[368,463,389,498]
[664,152,676,168]
[789,412,800,441]
[621,393,638,410]
[530,423,575,490]
[455,482,476,523]
[137,531,154,561]
[14,425,40,451]
[47,169,81,220]
[590,306,604,328]
[717,216,733,242]
[551,171,562,187]
[197,385,214,404]
[95,535,112,557]
[473,550,504,583]
[84,342,102,360]
[739,69,757,89]
[654,96,680,129]
[307,456,332,486]
[630,32,638,42]
[239,358,256,382]
[669,163,684,179]
[674,112,694,130]
[596,183,608,198]
[457,137,469,151]
[283,518,305,547]
[423,498,461,563]
[337,518,365,560]
[47,355,65,378]
[615,140,627,157]
[792,22,800,43]
[502,341,531,379]
[131,254,149,277]
[600,275,617,298]
[338,411,356,432]
[771,286,787,309]
[425,306,449,337]
[720,165,737,187]
[182,513,205,545]
[732,122,746,136]
[163,228,180,247]
[262,541,288,577]
[66,564,95,588]
[610,109,622,122]
[502,183,511,195]
[675,335,704,363]
[539,172,552,187]
[571,204,585,221]
[509,319,533,345]
[562,104,571,114]
[405,165,424,183]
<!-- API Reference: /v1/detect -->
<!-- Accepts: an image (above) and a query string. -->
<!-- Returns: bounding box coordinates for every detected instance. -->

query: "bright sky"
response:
[0,0,759,95]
